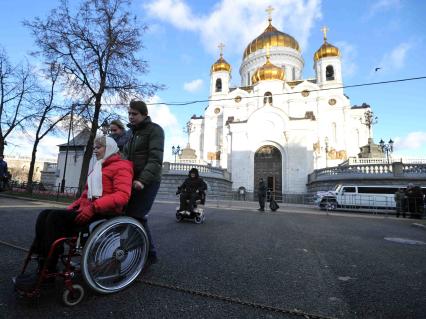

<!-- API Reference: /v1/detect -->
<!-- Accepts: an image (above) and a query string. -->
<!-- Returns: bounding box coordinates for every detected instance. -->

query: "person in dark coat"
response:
[108,119,129,152]
[123,100,164,266]
[394,188,406,218]
[257,178,267,212]
[0,154,8,191]
[14,136,133,290]
[177,168,207,212]
[405,184,424,219]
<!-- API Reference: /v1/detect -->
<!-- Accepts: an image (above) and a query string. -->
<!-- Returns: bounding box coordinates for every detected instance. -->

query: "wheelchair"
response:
[176,192,206,224]
[13,216,149,306]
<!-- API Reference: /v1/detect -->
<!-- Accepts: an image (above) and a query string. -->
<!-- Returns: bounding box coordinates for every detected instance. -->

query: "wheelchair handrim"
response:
[82,217,149,294]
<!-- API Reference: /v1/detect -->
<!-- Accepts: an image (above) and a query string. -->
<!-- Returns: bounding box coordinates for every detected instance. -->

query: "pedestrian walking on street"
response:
[123,100,164,270]
[0,154,8,191]
[257,178,267,212]
[394,188,406,218]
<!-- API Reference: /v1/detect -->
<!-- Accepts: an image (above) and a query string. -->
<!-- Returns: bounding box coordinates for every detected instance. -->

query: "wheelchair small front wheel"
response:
[62,284,84,306]
[82,217,149,294]
[194,216,203,224]
[175,212,183,222]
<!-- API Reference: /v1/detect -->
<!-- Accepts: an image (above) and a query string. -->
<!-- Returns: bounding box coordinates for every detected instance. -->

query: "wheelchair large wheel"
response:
[81,217,149,294]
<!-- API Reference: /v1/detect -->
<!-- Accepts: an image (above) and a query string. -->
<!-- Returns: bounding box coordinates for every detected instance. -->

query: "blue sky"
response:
[1,0,426,161]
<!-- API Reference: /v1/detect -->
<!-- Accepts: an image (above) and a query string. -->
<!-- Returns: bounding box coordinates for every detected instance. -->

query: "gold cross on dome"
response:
[321,26,329,41]
[218,43,225,57]
[266,5,274,21]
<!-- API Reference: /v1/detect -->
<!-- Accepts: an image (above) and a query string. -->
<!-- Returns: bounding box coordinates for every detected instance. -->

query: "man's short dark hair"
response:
[129,100,148,116]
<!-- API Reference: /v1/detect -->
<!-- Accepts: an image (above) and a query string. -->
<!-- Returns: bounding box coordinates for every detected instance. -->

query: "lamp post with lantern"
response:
[172,145,182,163]
[379,138,394,164]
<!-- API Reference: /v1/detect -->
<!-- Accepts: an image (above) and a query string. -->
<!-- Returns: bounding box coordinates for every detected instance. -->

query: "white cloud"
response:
[378,42,412,72]
[145,95,186,162]
[335,41,357,77]
[394,132,426,151]
[183,79,203,92]
[143,0,322,55]
[365,0,402,19]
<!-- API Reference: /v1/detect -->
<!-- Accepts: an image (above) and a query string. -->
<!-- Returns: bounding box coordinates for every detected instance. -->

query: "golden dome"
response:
[251,57,285,84]
[314,42,340,61]
[243,22,300,59]
[314,26,340,61]
[211,55,231,73]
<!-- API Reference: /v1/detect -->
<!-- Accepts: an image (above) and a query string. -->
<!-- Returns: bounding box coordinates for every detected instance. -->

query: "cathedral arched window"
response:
[215,78,222,92]
[263,92,273,105]
[326,65,335,81]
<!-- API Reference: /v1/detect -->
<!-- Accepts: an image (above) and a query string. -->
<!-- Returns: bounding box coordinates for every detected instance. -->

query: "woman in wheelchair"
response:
[14,136,133,291]
[177,168,207,213]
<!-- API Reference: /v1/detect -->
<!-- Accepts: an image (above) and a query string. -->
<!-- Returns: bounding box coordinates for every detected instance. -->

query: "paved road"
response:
[0,197,425,319]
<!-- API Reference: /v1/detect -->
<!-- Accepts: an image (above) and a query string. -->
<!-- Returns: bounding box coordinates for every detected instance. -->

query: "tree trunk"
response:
[0,135,4,156]
[26,140,39,193]
[76,96,102,197]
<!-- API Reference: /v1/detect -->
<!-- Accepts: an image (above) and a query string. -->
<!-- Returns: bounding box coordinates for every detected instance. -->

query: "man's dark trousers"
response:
[126,181,161,256]
[258,195,266,210]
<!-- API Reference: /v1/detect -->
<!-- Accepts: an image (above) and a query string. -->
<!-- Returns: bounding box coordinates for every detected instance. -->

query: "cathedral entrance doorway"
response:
[254,145,282,200]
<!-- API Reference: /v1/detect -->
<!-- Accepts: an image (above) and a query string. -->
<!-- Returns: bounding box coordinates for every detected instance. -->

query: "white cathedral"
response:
[187,15,370,194]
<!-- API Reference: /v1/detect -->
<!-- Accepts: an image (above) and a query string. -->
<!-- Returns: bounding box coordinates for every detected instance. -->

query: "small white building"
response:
[55,129,95,189]
[188,18,370,194]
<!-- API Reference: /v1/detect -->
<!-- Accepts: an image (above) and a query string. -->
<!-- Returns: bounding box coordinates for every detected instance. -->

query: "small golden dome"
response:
[314,42,340,61]
[314,26,340,61]
[211,55,231,73]
[243,22,300,59]
[251,57,285,84]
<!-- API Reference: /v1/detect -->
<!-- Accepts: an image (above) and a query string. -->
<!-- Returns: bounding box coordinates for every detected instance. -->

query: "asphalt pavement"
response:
[0,196,425,319]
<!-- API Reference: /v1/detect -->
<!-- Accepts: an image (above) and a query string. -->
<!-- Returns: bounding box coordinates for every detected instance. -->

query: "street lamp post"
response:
[60,104,74,193]
[379,138,394,163]
[324,136,329,168]
[172,145,181,163]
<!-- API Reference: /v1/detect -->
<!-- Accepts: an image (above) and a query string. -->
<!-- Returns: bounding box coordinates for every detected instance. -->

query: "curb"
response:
[0,192,69,205]
[411,223,426,231]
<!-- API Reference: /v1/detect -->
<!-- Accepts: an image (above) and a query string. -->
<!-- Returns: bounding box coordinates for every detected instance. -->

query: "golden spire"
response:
[211,42,231,73]
[218,42,225,57]
[266,5,274,23]
[314,26,340,61]
[321,25,329,42]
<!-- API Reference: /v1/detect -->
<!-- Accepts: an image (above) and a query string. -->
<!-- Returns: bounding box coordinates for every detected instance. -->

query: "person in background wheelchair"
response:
[14,136,133,291]
[176,168,207,223]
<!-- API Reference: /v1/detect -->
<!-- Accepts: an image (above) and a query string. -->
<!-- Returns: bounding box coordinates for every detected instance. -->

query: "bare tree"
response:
[24,0,162,192]
[26,63,71,192]
[0,48,37,156]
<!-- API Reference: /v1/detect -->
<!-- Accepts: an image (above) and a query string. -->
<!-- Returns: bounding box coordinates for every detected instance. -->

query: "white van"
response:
[315,184,409,210]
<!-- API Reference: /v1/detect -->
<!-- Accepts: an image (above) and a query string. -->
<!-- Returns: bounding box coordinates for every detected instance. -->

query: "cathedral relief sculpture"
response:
[313,141,321,154]
[327,148,347,160]
[207,151,221,160]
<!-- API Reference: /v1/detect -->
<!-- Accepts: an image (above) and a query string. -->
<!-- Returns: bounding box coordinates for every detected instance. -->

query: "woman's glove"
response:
[74,202,95,225]
[67,202,80,212]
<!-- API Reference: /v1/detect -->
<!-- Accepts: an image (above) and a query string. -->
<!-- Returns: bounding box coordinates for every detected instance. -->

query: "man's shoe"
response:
[140,254,158,277]
[257,208,265,211]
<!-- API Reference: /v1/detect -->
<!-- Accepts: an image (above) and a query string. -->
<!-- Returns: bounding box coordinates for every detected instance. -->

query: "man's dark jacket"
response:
[179,175,207,194]
[258,180,267,196]
[123,116,164,185]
